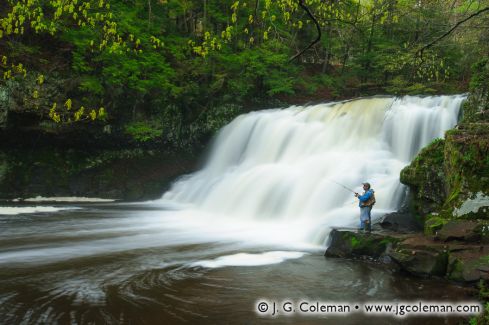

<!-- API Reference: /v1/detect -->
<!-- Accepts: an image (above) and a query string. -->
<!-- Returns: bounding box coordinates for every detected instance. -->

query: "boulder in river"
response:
[389,246,448,277]
[325,228,399,259]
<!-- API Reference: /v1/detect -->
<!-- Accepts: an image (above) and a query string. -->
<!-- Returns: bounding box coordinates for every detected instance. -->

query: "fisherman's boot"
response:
[365,220,371,234]
[358,221,365,233]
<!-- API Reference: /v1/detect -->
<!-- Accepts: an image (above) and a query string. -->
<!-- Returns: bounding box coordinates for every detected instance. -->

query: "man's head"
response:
[362,182,371,190]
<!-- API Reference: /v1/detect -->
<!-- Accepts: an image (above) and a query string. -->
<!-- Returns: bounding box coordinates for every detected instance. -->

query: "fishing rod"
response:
[329,180,357,194]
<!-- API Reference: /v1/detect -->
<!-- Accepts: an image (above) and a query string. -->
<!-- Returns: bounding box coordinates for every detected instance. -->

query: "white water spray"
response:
[158,95,465,246]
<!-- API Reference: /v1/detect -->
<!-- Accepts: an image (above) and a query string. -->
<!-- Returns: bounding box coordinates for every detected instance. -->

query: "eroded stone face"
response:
[437,220,488,243]
[453,192,489,218]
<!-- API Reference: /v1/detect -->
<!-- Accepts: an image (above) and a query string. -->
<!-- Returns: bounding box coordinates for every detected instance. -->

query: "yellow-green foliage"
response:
[125,121,163,143]
[0,0,164,123]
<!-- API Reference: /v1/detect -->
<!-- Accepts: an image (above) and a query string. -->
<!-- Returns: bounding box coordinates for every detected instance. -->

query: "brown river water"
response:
[0,202,478,324]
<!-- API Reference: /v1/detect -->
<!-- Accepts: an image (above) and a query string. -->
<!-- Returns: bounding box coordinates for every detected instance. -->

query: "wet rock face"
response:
[400,123,489,221]
[325,229,398,259]
[400,139,447,216]
[379,211,423,233]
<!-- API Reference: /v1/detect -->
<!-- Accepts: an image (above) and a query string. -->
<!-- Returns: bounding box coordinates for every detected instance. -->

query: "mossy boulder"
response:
[448,255,489,283]
[443,124,489,218]
[389,246,449,277]
[400,138,447,215]
[401,123,489,223]
[325,229,398,258]
[424,214,449,236]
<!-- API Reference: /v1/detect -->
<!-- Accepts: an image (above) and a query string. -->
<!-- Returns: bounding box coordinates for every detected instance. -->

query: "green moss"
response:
[350,236,360,248]
[380,237,399,246]
[463,59,489,123]
[347,233,398,257]
[400,138,447,215]
[443,126,489,217]
[470,302,489,325]
[448,258,464,282]
[444,177,461,206]
[125,121,163,143]
[399,120,489,220]
[424,215,448,236]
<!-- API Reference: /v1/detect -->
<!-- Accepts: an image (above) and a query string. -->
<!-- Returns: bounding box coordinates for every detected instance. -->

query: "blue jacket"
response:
[358,189,374,207]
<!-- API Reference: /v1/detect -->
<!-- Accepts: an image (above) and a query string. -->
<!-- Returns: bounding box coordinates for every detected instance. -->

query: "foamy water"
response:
[0,206,79,215]
[0,96,465,268]
[13,196,116,202]
[191,251,307,268]
[156,95,465,250]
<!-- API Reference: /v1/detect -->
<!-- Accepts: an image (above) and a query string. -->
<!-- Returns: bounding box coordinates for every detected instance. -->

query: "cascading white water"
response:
[157,95,465,247]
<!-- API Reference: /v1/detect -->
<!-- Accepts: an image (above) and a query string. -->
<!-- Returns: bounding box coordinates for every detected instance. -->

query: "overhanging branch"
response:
[289,0,322,62]
[417,6,489,55]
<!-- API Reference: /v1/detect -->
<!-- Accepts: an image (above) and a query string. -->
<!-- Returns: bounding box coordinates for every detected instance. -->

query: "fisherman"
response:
[355,182,375,232]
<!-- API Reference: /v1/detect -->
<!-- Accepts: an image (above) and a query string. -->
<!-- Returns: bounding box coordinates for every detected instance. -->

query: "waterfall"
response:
[157,95,465,246]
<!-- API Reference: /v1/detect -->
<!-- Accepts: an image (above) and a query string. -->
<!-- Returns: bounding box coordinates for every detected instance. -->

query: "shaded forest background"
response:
[0,0,488,150]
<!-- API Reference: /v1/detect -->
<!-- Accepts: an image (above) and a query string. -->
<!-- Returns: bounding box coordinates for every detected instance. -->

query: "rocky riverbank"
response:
[325,219,489,283]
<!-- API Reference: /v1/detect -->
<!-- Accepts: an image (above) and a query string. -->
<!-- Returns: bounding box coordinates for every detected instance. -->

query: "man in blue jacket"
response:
[355,182,375,232]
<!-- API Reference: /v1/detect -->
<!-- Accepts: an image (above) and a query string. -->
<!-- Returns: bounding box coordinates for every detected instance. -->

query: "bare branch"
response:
[417,6,489,56]
[289,0,322,62]
[254,0,259,22]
